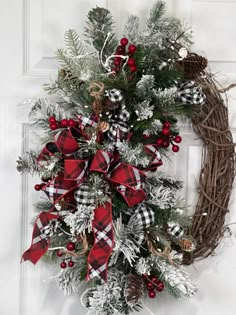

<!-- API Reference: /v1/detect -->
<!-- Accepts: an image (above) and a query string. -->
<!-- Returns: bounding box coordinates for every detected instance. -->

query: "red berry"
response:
[162,127,170,136]
[148,290,156,298]
[34,184,41,191]
[66,242,75,251]
[174,135,182,143]
[146,282,154,290]
[120,37,129,46]
[162,140,170,148]
[50,122,58,130]
[116,45,125,54]
[68,260,74,268]
[68,119,76,127]
[128,45,137,54]
[48,116,56,123]
[57,251,64,257]
[127,58,136,66]
[129,65,137,73]
[150,275,158,283]
[114,57,121,66]
[172,145,180,153]
[156,281,164,292]
[60,261,67,269]
[60,119,68,127]
[156,138,163,146]
[163,121,170,128]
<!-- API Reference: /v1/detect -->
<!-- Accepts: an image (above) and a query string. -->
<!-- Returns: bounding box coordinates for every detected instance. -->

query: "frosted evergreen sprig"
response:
[16,150,40,174]
[109,216,142,267]
[135,100,154,121]
[87,269,124,315]
[55,265,83,295]
[117,142,151,168]
[136,75,155,100]
[64,205,95,235]
[136,257,197,298]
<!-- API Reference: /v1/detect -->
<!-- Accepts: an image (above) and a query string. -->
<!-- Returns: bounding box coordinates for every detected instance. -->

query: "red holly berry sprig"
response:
[113,38,137,74]
[57,242,76,269]
[156,121,182,153]
[48,116,77,130]
[143,275,165,299]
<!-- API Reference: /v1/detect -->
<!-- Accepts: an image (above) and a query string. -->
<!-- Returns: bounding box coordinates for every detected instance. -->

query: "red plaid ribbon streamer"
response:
[42,174,78,203]
[21,212,58,264]
[145,144,163,170]
[87,202,114,281]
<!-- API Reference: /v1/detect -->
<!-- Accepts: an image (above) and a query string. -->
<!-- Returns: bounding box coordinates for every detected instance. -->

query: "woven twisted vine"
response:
[186,73,235,263]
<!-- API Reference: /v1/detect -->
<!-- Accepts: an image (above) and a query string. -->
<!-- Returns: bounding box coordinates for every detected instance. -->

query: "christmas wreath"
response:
[17,1,235,314]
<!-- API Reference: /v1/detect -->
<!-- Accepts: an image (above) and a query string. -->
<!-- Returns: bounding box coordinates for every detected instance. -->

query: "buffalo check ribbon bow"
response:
[65,150,147,282]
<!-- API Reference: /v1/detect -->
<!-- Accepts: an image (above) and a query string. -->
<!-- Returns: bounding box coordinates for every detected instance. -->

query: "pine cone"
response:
[179,238,196,252]
[125,274,144,306]
[177,53,208,79]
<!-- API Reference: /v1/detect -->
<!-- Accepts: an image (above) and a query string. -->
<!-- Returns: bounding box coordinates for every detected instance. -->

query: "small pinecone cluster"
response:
[177,53,208,79]
[125,274,144,306]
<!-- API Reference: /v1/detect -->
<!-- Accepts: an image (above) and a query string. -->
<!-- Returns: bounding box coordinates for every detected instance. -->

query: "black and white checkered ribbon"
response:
[128,204,155,244]
[178,80,206,105]
[167,222,184,239]
[74,184,96,206]
[107,109,130,143]
[105,89,123,103]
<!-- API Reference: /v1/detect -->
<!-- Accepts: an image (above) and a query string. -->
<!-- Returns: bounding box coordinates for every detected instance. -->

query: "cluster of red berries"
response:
[57,242,76,269]
[34,177,51,191]
[113,38,137,73]
[143,275,164,299]
[156,121,182,153]
[48,116,77,130]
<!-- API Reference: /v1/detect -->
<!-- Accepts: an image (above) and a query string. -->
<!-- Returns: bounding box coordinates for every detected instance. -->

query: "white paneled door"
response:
[1,1,236,315]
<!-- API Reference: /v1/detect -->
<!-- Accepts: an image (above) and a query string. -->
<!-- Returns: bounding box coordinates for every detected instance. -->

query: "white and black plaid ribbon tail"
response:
[128,204,155,244]
[107,109,130,143]
[178,80,206,105]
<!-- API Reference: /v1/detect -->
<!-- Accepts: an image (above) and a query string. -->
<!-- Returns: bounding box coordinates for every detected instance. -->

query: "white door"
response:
[1,1,236,315]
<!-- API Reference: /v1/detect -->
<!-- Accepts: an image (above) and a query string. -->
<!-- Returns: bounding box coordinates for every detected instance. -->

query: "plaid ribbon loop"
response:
[107,109,130,143]
[178,80,206,105]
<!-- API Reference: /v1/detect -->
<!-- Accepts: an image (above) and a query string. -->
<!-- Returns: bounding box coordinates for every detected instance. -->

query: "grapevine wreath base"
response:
[189,74,235,262]
[17,1,235,314]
